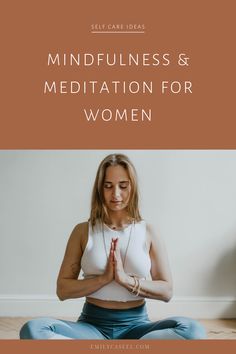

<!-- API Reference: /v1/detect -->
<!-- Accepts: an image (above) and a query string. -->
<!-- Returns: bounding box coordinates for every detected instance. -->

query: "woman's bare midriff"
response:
[86,297,145,309]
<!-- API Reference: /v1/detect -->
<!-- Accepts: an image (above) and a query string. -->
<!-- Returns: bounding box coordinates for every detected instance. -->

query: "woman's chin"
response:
[108,205,126,212]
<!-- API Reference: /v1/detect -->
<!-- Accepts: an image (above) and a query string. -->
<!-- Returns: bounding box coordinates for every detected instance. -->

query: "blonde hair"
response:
[90,154,142,227]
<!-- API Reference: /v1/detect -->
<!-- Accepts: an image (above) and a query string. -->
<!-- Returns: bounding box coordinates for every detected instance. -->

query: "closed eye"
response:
[119,182,129,189]
[103,181,130,189]
[104,183,112,189]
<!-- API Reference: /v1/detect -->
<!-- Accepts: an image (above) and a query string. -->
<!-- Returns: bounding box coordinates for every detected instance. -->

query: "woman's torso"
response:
[80,220,151,309]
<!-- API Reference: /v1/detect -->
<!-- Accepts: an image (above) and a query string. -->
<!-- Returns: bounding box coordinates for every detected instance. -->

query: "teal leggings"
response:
[20,302,206,340]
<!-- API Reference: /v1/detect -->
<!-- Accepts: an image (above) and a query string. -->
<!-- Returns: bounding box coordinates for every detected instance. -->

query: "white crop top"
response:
[80,220,151,302]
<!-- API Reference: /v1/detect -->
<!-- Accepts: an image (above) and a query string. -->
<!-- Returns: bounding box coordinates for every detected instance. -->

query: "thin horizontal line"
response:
[1,295,236,301]
[91,31,145,34]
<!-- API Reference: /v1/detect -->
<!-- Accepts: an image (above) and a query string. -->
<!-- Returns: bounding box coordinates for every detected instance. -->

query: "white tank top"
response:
[80,220,151,302]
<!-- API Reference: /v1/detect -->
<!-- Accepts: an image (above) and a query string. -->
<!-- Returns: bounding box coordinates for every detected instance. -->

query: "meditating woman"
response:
[20,154,206,339]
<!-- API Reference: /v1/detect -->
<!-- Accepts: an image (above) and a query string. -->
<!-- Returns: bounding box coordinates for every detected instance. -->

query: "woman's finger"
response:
[112,237,119,250]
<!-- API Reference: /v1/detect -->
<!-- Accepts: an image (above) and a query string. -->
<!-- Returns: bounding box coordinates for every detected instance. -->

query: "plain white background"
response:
[0,150,236,318]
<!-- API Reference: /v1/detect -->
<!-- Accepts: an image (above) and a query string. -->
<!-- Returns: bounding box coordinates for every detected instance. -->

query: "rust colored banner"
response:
[1,0,235,148]
[1,340,236,354]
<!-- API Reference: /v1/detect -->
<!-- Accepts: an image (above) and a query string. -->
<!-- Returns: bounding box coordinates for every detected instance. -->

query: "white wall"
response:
[0,150,236,318]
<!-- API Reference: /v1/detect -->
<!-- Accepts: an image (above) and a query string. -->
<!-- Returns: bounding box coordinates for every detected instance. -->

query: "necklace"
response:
[102,221,133,269]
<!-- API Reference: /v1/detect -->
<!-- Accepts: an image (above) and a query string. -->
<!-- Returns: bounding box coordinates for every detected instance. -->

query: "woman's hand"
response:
[102,238,130,287]
[113,238,129,286]
[102,239,115,284]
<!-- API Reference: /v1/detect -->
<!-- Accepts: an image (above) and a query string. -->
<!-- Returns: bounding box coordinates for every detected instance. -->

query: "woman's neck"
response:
[105,212,132,229]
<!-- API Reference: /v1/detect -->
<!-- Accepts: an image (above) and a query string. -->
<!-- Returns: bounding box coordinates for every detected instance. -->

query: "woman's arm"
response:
[116,224,173,302]
[57,222,114,301]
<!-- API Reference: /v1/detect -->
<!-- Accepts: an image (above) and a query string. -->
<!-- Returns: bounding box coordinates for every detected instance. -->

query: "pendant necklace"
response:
[102,221,133,268]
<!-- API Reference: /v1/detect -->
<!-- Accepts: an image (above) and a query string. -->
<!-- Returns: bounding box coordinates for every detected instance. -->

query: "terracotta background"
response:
[1,0,235,148]
[1,339,236,354]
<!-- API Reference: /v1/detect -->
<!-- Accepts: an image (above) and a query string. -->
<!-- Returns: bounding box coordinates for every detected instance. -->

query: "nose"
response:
[112,186,121,199]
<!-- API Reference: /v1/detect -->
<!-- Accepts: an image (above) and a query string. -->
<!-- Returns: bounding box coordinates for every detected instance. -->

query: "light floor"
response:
[0,318,236,339]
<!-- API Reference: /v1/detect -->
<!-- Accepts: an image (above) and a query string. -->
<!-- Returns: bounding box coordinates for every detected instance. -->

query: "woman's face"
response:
[103,165,131,213]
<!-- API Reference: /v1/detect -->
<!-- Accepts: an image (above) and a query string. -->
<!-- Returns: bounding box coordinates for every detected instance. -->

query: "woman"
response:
[20,154,206,339]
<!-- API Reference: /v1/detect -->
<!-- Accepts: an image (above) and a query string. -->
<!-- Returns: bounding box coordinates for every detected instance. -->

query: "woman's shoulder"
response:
[68,221,89,247]
[144,220,161,241]
[72,221,89,234]
[145,221,158,232]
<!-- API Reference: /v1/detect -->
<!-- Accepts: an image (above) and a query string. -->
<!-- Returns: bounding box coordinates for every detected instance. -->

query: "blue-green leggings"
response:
[20,302,206,340]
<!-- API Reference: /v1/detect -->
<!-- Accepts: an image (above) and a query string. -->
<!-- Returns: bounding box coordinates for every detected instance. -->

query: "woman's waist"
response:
[86,297,145,310]
[79,300,149,325]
